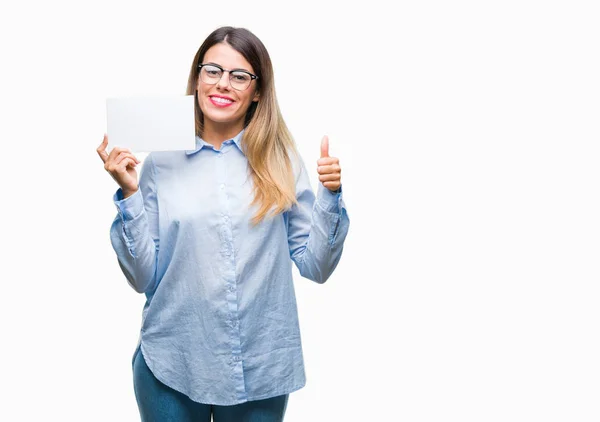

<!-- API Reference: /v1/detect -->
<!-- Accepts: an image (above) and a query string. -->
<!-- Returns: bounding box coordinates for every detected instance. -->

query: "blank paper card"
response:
[106,95,196,152]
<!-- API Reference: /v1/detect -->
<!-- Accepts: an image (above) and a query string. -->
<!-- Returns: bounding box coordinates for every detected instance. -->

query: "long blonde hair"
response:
[186,27,300,226]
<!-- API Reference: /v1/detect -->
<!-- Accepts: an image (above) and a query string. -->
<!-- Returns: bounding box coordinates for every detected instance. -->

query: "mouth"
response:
[209,95,234,108]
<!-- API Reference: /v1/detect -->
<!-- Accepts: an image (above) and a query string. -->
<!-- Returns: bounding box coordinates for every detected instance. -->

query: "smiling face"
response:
[196,42,260,135]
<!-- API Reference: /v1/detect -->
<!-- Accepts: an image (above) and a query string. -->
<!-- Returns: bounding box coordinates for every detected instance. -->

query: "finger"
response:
[319,173,341,182]
[115,152,139,167]
[105,152,135,172]
[110,149,140,167]
[109,151,130,170]
[118,157,137,173]
[317,164,341,175]
[107,145,134,163]
[97,134,109,163]
[320,135,329,158]
[323,181,341,190]
[317,156,339,166]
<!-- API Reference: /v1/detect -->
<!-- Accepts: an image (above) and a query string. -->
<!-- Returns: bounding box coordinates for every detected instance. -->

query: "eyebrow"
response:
[204,62,252,73]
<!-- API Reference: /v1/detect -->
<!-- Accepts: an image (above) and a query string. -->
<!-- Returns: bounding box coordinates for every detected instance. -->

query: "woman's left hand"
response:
[317,135,342,192]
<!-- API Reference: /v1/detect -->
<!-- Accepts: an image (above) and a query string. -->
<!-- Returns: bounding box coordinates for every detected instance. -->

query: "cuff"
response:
[316,183,343,213]
[113,188,144,221]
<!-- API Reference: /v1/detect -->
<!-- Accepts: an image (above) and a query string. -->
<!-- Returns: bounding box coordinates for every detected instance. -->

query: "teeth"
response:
[212,97,232,104]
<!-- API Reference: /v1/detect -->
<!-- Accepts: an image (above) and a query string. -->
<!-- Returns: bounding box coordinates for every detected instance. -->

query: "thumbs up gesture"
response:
[317,135,342,192]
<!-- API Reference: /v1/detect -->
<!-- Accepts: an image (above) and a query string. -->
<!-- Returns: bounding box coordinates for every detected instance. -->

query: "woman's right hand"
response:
[97,134,141,198]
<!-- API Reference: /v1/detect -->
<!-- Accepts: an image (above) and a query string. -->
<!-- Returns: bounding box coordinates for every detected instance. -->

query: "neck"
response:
[202,120,244,149]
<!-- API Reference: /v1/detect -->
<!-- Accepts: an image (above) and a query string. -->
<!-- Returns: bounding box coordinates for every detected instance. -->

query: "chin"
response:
[203,111,245,126]
[204,112,239,124]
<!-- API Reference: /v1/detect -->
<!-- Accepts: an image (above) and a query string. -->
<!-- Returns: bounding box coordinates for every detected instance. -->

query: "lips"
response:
[209,95,234,107]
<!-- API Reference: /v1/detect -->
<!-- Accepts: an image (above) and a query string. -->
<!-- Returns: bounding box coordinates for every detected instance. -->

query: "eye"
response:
[231,72,251,82]
[203,66,222,77]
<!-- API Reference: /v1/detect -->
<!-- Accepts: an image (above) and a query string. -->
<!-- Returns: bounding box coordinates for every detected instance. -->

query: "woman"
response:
[97,26,349,422]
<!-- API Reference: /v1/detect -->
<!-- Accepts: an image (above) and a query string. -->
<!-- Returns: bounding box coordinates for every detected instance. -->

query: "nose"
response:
[216,70,231,90]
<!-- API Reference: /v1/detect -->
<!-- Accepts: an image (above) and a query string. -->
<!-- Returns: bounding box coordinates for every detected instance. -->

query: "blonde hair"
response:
[186,27,300,226]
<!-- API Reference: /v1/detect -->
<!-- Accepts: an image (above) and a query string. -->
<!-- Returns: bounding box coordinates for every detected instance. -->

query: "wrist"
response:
[122,187,139,199]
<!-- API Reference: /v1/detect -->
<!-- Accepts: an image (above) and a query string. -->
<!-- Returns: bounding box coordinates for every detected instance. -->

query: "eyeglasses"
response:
[197,63,258,91]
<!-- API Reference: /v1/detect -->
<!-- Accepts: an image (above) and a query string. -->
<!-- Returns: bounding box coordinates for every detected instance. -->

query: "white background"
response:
[1,0,599,421]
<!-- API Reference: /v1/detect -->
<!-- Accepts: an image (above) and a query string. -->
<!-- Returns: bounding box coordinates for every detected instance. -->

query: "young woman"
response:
[97,26,350,422]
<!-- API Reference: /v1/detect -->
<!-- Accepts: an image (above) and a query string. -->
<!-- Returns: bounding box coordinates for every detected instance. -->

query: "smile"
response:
[209,96,234,107]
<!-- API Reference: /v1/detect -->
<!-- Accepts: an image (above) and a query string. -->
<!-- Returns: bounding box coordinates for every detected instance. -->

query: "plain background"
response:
[1,0,599,421]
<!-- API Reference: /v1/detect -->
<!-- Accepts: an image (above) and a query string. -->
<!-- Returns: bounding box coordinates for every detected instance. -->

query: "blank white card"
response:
[106,95,196,152]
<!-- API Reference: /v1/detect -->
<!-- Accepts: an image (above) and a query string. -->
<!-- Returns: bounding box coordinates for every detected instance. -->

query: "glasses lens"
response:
[230,71,252,90]
[201,65,222,84]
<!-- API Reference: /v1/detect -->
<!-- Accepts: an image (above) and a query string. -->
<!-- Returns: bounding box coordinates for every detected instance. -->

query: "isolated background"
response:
[1,0,599,421]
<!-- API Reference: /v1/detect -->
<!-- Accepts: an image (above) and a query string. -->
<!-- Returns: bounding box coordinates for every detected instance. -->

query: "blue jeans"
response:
[132,347,289,422]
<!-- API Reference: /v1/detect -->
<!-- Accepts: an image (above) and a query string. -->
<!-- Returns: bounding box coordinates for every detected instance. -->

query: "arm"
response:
[286,157,350,284]
[109,154,159,294]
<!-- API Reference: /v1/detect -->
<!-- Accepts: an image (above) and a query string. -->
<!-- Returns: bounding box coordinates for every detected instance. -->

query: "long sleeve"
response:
[109,154,159,294]
[286,157,350,284]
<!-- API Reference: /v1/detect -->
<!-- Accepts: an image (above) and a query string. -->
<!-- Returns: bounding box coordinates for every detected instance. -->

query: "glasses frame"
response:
[197,63,258,91]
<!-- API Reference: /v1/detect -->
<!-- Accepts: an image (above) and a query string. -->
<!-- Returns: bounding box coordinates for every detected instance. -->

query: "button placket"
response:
[216,144,245,384]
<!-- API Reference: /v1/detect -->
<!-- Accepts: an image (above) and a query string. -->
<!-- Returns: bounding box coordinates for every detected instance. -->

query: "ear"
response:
[252,90,260,103]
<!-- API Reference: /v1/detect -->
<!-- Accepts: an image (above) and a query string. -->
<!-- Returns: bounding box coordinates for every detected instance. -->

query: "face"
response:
[196,42,260,132]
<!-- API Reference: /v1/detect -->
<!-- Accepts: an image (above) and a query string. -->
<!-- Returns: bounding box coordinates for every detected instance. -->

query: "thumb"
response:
[320,135,329,158]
